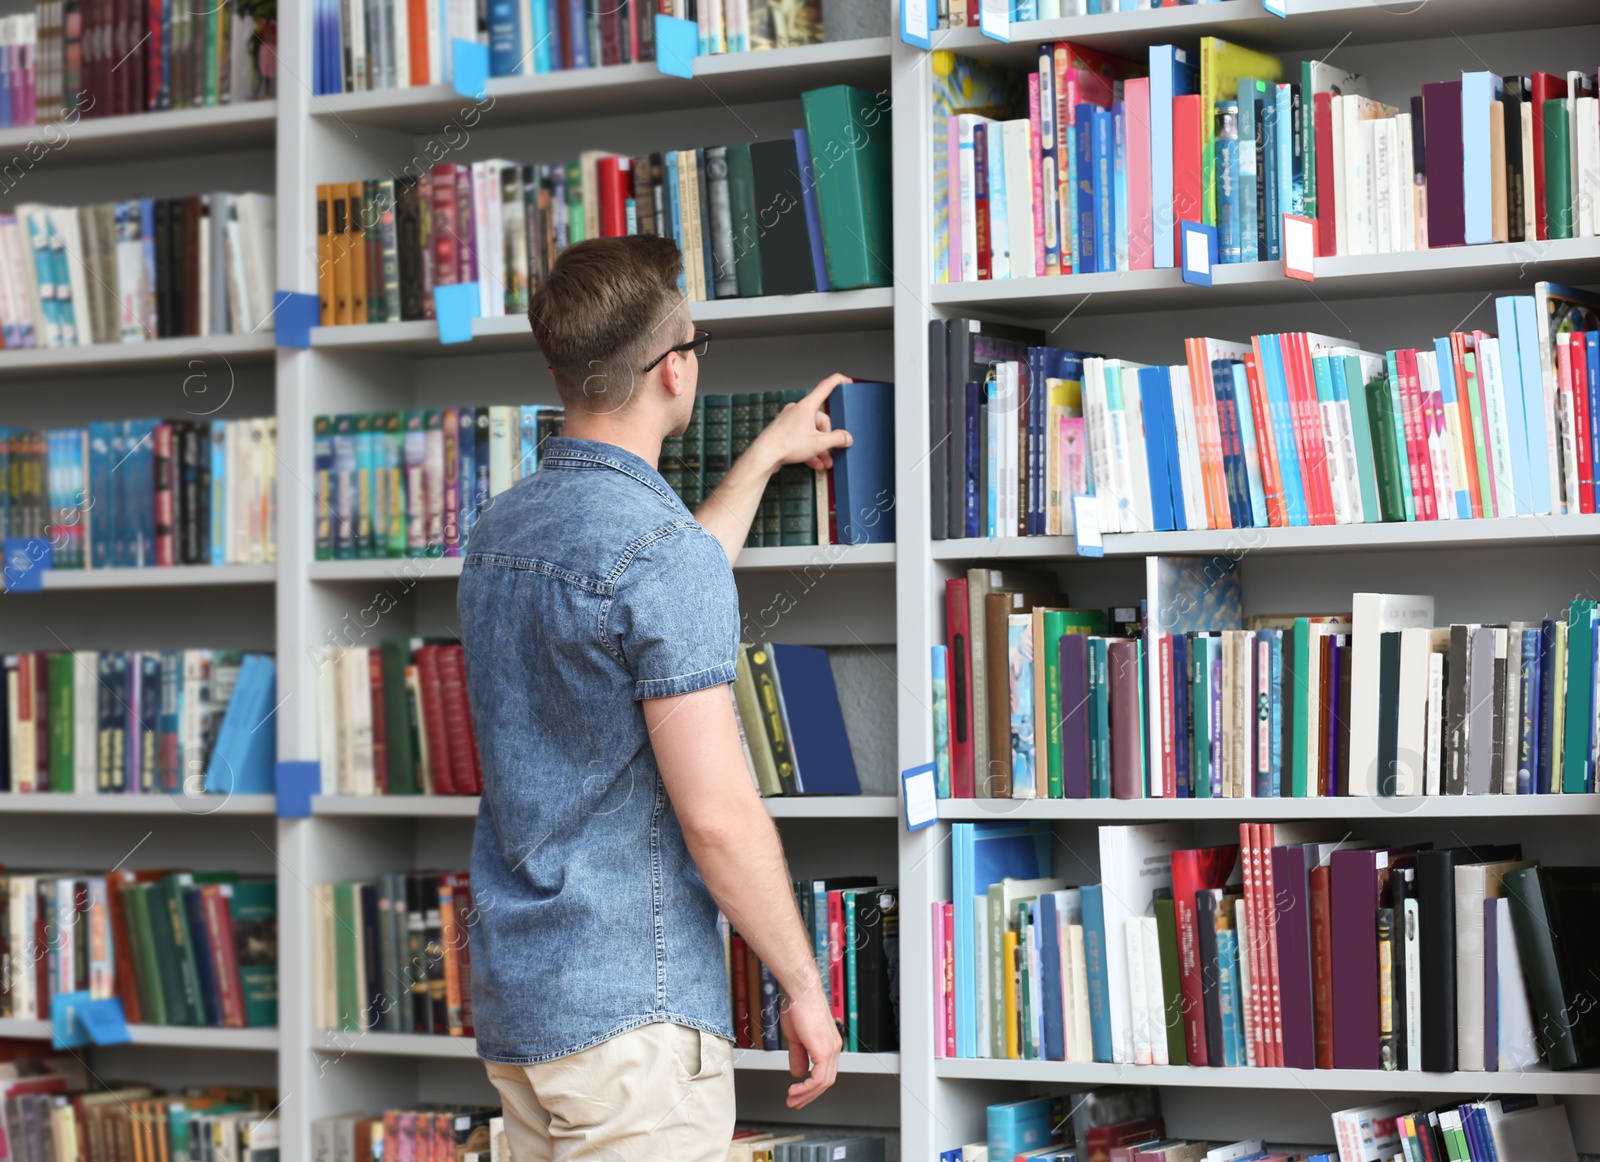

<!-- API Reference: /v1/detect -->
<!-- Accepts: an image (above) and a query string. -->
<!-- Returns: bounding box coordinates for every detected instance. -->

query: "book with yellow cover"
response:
[1200,38,1284,227]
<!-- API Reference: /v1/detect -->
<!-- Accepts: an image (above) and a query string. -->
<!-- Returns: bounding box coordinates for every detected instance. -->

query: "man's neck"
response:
[560,413,665,469]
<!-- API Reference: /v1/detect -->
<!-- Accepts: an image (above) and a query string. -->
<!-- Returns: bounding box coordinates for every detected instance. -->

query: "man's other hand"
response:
[778,984,842,1109]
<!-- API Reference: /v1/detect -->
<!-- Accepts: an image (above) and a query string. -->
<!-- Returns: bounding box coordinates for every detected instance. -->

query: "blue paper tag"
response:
[78,998,131,1045]
[1264,0,1287,14]
[899,0,932,49]
[434,282,480,345]
[1180,220,1217,287]
[654,15,697,78]
[273,290,319,348]
[3,537,51,591]
[452,38,490,100]
[275,760,321,818]
[51,991,93,1049]
[902,763,938,831]
[1071,495,1104,558]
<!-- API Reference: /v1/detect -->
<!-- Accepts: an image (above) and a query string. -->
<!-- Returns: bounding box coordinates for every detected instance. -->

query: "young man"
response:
[458,235,851,1162]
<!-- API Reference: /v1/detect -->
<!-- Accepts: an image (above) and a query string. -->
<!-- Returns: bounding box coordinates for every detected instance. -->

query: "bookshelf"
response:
[5,0,1598,1158]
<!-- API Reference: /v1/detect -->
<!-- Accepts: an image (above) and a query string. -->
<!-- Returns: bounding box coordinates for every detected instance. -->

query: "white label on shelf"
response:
[902,764,938,831]
[978,0,1009,43]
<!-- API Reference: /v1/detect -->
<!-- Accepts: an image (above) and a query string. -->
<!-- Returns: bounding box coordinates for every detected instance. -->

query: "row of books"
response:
[730,1133,887,1162]
[312,871,475,1037]
[0,870,277,1028]
[0,1062,280,1162]
[934,0,1234,30]
[930,41,1600,283]
[954,1087,1171,1162]
[0,196,275,349]
[313,642,483,797]
[0,649,277,797]
[312,407,564,561]
[1336,1096,1579,1162]
[311,0,827,95]
[9,418,278,572]
[726,879,897,1052]
[942,820,1600,1076]
[0,2,274,128]
[315,101,887,326]
[930,287,1599,542]
[733,644,864,797]
[312,1107,499,1162]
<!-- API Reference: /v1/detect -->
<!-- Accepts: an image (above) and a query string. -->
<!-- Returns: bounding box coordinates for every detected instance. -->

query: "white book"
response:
[956,116,982,283]
[1425,647,1446,796]
[986,124,1011,280]
[1372,117,1392,253]
[312,882,335,1029]
[1501,624,1524,795]
[1577,98,1597,235]
[1395,627,1430,795]
[392,0,411,84]
[973,895,991,1057]
[1001,120,1036,279]
[1119,360,1154,533]
[331,649,353,793]
[1169,366,1206,531]
[1067,923,1090,1061]
[349,647,376,795]
[1332,95,1349,255]
[1320,378,1351,524]
[1479,337,1516,519]
[1395,113,1416,251]
[1099,823,1188,1064]
[1140,915,1167,1065]
[1234,897,1255,1067]
[1206,1143,1267,1162]
[315,649,339,794]
[1402,888,1421,1069]
[1349,593,1436,796]
[72,650,97,793]
[1455,859,1533,1071]
[1125,918,1151,1065]
[1082,359,1115,534]
[1103,365,1136,532]
[1000,362,1019,533]
[1567,74,1585,235]
[1520,102,1538,243]
[1491,896,1540,1070]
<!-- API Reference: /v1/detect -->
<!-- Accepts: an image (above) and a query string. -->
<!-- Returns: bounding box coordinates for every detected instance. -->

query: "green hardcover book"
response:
[1551,619,1568,791]
[379,180,402,323]
[1288,617,1312,797]
[843,888,859,1051]
[565,161,585,243]
[702,394,733,497]
[1339,355,1382,523]
[1544,101,1573,240]
[732,393,762,547]
[332,881,362,1033]
[333,414,358,560]
[1016,899,1032,1058]
[800,85,892,289]
[354,414,375,558]
[123,884,168,1026]
[1154,897,1187,1066]
[228,879,277,1027]
[725,143,763,298]
[759,392,784,544]
[659,434,686,506]
[380,639,419,794]
[1382,352,1415,522]
[384,413,405,558]
[1192,635,1212,798]
[680,397,706,509]
[142,880,192,1025]
[48,652,72,792]
[1366,374,1407,521]
[778,389,813,545]
[1088,637,1109,798]
[1043,612,1067,798]
[1563,600,1598,793]
[164,872,225,1026]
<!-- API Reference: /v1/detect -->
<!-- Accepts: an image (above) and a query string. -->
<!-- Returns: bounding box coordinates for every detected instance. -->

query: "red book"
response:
[1530,73,1568,240]
[450,645,485,794]
[1448,334,1484,517]
[435,646,478,794]
[1241,353,1285,527]
[147,0,162,110]
[945,579,975,797]
[413,646,456,794]
[1171,94,1204,267]
[597,156,631,238]
[200,883,246,1027]
[440,872,475,1036]
[367,649,389,794]
[731,934,752,1046]
[828,889,845,1034]
[407,0,430,82]
[1257,823,1287,1067]
[1394,349,1434,521]
[942,901,956,1057]
[1283,334,1334,526]
[153,422,174,565]
[1170,845,1238,1066]
[599,0,623,66]
[1309,863,1335,1068]
[1237,823,1264,1066]
[430,165,459,288]
[34,650,47,789]
[1572,332,1594,513]
[1313,92,1337,257]
[973,122,992,280]
[1086,1118,1165,1162]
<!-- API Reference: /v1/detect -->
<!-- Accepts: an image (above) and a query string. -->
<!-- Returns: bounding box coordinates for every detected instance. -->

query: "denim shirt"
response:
[458,436,739,1064]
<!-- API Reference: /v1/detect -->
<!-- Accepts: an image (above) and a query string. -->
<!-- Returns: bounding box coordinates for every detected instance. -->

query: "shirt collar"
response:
[537,436,685,510]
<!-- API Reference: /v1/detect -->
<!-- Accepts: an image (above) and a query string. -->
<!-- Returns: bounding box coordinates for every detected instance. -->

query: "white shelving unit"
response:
[8,0,1600,1156]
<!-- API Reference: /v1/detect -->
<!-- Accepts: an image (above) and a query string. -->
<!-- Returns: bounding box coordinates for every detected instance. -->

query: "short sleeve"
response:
[608,524,740,701]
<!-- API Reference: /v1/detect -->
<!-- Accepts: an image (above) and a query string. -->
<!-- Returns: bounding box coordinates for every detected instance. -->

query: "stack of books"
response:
[313,641,483,797]
[1,649,275,796]
[934,0,1234,33]
[311,1108,499,1161]
[937,820,1600,1077]
[930,286,1600,539]
[735,1133,887,1161]
[1,871,277,1028]
[311,0,825,94]
[726,879,897,1053]
[936,565,1600,800]
[931,43,1600,280]
[1335,1096,1580,1162]
[949,1088,1170,1162]
[311,871,476,1037]
[0,1,274,128]
[0,196,275,347]
[313,85,890,321]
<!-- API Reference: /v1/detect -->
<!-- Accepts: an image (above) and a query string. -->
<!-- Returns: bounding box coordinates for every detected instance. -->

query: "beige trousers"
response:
[483,1022,735,1162]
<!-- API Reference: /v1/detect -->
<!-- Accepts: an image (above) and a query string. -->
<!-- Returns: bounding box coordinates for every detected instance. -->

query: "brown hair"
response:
[526,235,687,413]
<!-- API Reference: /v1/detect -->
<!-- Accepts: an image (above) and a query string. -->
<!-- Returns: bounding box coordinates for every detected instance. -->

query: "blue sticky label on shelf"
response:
[275,760,321,818]
[3,537,51,591]
[1264,0,1287,15]
[434,282,481,344]
[51,991,93,1049]
[1071,495,1104,558]
[452,38,490,100]
[77,998,131,1045]
[273,290,319,348]
[654,15,698,78]
[902,763,938,831]
[1180,220,1217,287]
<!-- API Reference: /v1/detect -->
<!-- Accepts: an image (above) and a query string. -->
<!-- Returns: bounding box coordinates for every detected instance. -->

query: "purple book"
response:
[1324,637,1343,796]
[1330,848,1385,1069]
[1422,81,1465,247]
[1060,633,1091,799]
[1274,843,1318,1069]
[793,128,831,293]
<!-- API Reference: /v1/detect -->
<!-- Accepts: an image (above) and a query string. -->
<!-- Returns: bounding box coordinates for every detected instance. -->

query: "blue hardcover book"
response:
[831,381,895,545]
[1218,927,1241,1065]
[952,821,1051,1057]
[1536,619,1557,794]
[1212,358,1249,527]
[565,0,589,67]
[1232,362,1269,526]
[1149,44,1198,269]
[1518,627,1540,794]
[1038,892,1065,1061]
[1092,107,1114,273]
[138,200,158,337]
[1462,72,1503,245]
[488,0,522,75]
[1137,366,1176,532]
[769,644,860,794]
[1276,82,1294,239]
[1432,336,1473,518]
[530,0,552,71]
[1259,336,1309,526]
[988,1096,1059,1160]
[1075,104,1096,274]
[1172,632,1190,796]
[663,150,685,294]
[1216,101,1241,264]
[457,410,477,545]
[1210,642,1224,796]
[204,655,277,794]
[356,418,376,558]
[209,422,227,565]
[1512,295,1553,514]
[965,381,981,537]
[1236,79,1262,263]
[86,423,111,568]
[519,405,539,476]
[544,0,562,71]
[132,420,156,567]
[1262,84,1280,261]
[137,652,159,790]
[1038,46,1060,276]
[1079,883,1112,1061]
[793,128,831,293]
[1112,102,1129,273]
[183,886,224,1025]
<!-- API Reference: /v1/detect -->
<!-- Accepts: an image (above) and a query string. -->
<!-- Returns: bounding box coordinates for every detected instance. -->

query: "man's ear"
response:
[659,348,685,399]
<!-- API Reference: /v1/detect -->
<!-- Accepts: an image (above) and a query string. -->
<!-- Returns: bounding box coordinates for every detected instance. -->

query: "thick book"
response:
[800,85,891,290]
[1504,865,1600,1070]
[830,380,895,546]
[769,644,860,795]
[747,139,817,296]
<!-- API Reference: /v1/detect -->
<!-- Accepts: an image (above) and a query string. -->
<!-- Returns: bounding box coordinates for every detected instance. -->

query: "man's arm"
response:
[644,685,842,1108]
[694,374,853,562]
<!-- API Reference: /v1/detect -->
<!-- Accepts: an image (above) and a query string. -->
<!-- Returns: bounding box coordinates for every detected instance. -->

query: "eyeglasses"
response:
[642,329,711,373]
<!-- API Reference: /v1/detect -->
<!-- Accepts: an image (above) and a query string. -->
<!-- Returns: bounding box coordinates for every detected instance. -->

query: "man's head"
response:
[527,236,698,434]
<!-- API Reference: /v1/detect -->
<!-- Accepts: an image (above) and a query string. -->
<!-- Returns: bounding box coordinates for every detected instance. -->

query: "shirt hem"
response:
[476,1014,735,1066]
[634,660,738,701]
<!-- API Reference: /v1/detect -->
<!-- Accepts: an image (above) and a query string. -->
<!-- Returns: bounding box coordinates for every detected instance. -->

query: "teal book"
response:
[1562,599,1598,793]
[229,880,278,1028]
[801,85,892,289]
[1336,355,1382,522]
